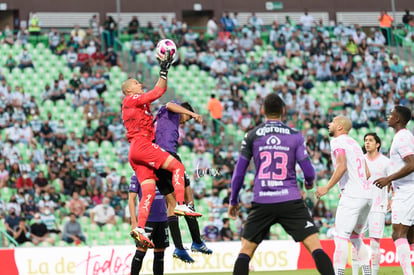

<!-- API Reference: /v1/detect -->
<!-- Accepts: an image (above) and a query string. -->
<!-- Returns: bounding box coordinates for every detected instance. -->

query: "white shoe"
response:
[174,204,202,217]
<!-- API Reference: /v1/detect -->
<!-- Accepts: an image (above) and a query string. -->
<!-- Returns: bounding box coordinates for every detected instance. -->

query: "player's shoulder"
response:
[252,121,300,137]
[156,105,168,115]
[330,135,344,147]
[379,154,391,164]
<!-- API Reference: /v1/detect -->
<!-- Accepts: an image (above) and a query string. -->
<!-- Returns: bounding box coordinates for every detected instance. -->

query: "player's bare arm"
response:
[166,102,203,123]
[128,192,138,230]
[315,152,347,199]
[374,154,414,189]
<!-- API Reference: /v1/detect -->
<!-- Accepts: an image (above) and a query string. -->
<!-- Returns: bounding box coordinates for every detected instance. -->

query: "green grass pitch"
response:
[190,266,402,274]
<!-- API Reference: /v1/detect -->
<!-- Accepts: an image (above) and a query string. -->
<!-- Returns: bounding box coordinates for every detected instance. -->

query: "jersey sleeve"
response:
[126,86,167,107]
[295,134,310,162]
[240,131,254,160]
[155,105,167,122]
[396,131,414,159]
[330,138,345,157]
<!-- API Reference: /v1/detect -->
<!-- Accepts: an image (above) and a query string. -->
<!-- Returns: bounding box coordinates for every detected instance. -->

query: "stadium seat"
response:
[1,187,15,202]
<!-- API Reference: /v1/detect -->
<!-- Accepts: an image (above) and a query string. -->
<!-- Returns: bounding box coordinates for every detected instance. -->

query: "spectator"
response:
[0,162,9,188]
[12,217,31,245]
[62,213,86,244]
[40,206,60,234]
[38,191,57,212]
[94,120,113,145]
[127,16,139,34]
[89,14,100,37]
[202,215,220,242]
[30,213,54,246]
[378,11,393,45]
[34,171,49,194]
[220,218,234,241]
[239,32,254,52]
[90,188,103,206]
[71,25,86,45]
[104,47,119,67]
[103,16,117,47]
[312,200,330,228]
[90,197,116,227]
[237,107,255,132]
[106,168,120,190]
[207,188,226,214]
[190,173,206,200]
[16,170,34,193]
[39,121,54,145]
[206,17,218,38]
[91,152,108,177]
[248,12,263,29]
[300,9,314,31]
[402,9,413,25]
[68,192,86,217]
[221,11,235,33]
[4,54,17,73]
[240,187,254,213]
[206,94,223,133]
[21,194,37,220]
[8,163,21,189]
[4,208,21,236]
[16,27,29,45]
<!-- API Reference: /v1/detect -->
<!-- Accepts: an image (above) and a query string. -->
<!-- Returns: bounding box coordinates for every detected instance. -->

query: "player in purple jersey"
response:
[228,94,334,275]
[153,101,212,263]
[129,174,168,275]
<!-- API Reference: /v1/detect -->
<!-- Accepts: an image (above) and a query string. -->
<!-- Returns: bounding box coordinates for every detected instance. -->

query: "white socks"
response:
[334,236,348,275]
[351,245,360,275]
[370,238,380,275]
[350,234,371,275]
[395,238,413,275]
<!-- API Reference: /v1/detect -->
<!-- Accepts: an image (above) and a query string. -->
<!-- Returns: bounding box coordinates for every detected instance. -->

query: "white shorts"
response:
[392,191,414,226]
[368,212,385,239]
[335,196,372,239]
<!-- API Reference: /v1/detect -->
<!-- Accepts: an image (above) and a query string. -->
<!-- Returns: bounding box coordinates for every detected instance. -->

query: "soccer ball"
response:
[155,39,177,61]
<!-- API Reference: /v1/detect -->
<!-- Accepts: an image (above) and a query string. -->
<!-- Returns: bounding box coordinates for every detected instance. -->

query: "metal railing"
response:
[0,229,19,248]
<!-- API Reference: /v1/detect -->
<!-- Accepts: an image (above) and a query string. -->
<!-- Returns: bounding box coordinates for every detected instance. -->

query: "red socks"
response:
[165,158,185,204]
[137,183,156,228]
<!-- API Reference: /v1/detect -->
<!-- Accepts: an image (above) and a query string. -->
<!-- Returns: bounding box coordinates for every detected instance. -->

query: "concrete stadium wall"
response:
[3,0,414,27]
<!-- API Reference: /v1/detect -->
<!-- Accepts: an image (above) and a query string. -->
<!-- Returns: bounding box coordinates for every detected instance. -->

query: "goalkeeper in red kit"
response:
[122,50,201,248]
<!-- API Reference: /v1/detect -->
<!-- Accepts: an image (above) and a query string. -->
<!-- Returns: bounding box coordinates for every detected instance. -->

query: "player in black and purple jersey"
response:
[153,101,212,263]
[228,94,334,275]
[129,174,168,275]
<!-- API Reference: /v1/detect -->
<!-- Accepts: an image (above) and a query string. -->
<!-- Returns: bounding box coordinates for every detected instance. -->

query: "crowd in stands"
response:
[1,10,414,246]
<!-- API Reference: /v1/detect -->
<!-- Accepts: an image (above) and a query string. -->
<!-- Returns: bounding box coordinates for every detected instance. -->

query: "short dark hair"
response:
[395,105,412,125]
[263,93,285,117]
[364,132,381,151]
[181,102,194,113]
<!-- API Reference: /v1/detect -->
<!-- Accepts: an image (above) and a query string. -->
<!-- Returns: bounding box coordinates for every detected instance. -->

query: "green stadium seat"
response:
[1,187,16,202]
[87,141,99,153]
[374,127,385,137]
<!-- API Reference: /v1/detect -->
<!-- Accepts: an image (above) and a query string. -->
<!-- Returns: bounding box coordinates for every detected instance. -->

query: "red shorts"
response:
[128,140,171,183]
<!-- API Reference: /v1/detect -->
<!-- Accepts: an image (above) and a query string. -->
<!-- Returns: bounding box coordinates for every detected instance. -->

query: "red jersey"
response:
[122,86,167,142]
[16,178,33,189]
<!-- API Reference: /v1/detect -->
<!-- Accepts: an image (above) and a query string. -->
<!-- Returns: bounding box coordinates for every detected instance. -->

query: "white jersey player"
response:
[352,133,391,275]
[374,106,414,275]
[316,116,372,275]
